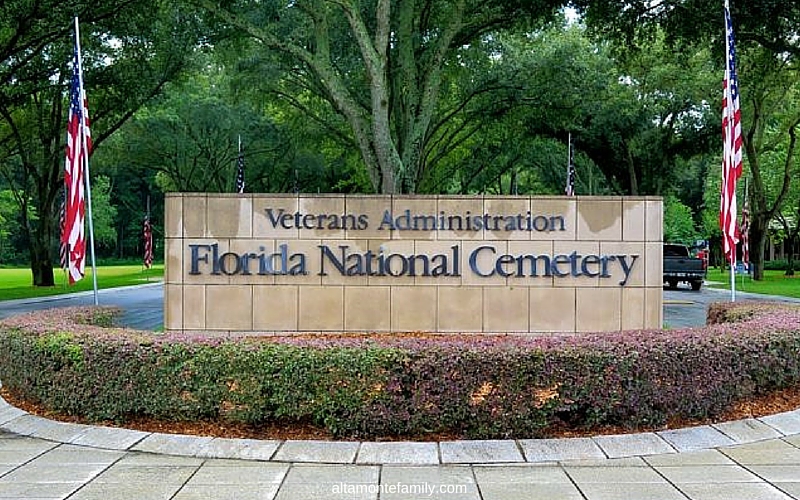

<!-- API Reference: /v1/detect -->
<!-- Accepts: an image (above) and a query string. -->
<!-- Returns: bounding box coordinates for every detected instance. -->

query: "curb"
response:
[704,285,800,303]
[0,281,163,307]
[2,392,800,466]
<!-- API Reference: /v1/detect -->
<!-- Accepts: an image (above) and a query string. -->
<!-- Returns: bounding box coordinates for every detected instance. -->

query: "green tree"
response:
[574,0,800,279]
[88,176,117,253]
[753,92,800,276]
[664,195,698,244]
[424,27,613,195]
[117,95,285,193]
[0,190,26,264]
[572,29,718,196]
[193,0,567,194]
[573,0,800,60]
[739,47,800,280]
[775,196,799,276]
[103,52,370,197]
[0,0,198,286]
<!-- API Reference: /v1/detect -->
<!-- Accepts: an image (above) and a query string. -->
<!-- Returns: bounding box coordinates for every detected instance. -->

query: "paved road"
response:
[3,282,799,332]
[664,282,800,328]
[0,283,163,331]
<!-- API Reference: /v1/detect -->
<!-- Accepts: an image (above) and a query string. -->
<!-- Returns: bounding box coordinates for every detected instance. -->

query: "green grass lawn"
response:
[3,264,798,301]
[706,268,800,299]
[0,265,163,301]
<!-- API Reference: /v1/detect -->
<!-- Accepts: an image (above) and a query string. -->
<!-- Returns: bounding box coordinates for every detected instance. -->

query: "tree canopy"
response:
[193,0,568,193]
[1,0,799,284]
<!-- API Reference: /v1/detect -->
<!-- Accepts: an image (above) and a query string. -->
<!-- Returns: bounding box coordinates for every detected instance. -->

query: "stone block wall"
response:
[164,194,663,335]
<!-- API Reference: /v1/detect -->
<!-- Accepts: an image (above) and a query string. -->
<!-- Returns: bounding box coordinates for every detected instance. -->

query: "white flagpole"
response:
[74,17,99,305]
[568,132,571,168]
[730,245,736,301]
[237,134,243,193]
[566,132,572,196]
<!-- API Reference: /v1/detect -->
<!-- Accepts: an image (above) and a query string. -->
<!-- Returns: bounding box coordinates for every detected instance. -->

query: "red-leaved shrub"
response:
[1,303,799,439]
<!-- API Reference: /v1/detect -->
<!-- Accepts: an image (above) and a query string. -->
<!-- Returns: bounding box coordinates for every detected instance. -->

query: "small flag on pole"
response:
[63,34,92,284]
[565,133,576,196]
[235,136,245,193]
[719,0,743,267]
[740,202,749,271]
[143,214,154,269]
[58,196,68,271]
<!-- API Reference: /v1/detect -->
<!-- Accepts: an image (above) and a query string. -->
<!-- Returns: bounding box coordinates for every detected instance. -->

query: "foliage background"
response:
[1,0,798,280]
[2,303,799,438]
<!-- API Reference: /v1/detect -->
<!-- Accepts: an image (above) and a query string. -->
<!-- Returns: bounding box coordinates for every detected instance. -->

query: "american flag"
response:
[58,196,68,270]
[143,214,154,269]
[719,0,743,265]
[740,202,749,271]
[63,41,92,284]
[235,137,245,193]
[565,134,576,196]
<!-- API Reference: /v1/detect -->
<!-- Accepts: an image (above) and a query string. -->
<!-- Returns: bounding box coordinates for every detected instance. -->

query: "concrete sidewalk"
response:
[2,395,800,499]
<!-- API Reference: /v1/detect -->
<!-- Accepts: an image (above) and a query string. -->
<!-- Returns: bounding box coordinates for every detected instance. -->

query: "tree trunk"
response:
[30,255,55,287]
[787,201,800,276]
[118,223,124,259]
[786,232,797,276]
[749,214,767,281]
[29,232,55,287]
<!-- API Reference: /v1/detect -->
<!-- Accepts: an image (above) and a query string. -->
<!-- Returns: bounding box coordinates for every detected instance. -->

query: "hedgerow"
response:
[1,302,799,439]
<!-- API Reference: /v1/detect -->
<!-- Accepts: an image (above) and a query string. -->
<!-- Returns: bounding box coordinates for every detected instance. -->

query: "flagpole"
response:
[730,245,736,301]
[74,17,99,305]
[565,133,575,197]
[722,0,744,303]
[236,134,245,194]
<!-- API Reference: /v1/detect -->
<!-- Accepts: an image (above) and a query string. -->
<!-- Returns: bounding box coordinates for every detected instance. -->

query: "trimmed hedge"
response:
[1,303,800,439]
[764,259,797,271]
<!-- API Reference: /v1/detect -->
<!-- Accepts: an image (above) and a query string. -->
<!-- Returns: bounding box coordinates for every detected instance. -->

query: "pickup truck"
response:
[663,244,706,290]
